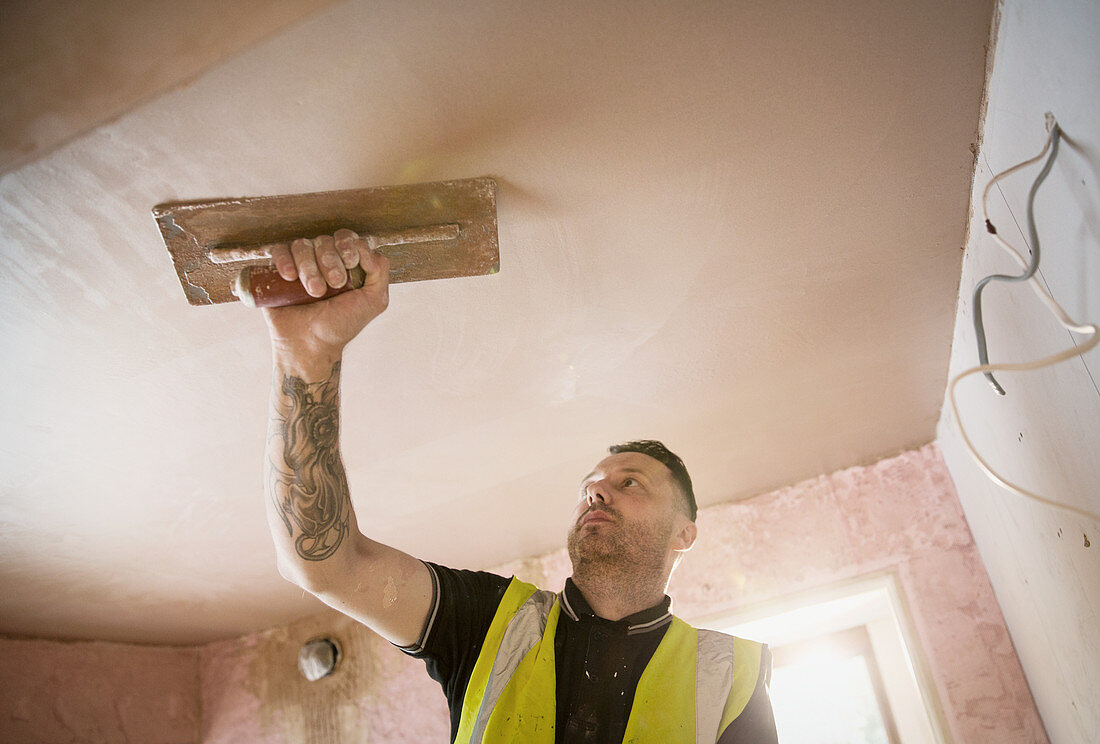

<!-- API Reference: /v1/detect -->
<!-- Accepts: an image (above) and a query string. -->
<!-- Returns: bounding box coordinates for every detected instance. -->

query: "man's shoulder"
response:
[677,618,767,650]
[670,619,771,679]
[424,563,519,603]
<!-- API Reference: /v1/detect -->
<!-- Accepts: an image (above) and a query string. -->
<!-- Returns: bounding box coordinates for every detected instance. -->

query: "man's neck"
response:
[570,569,669,622]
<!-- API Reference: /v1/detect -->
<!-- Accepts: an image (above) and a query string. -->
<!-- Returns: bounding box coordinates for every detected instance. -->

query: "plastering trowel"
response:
[152,176,498,307]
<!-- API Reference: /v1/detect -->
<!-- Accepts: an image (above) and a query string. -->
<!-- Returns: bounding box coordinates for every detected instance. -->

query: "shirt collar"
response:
[559,577,673,635]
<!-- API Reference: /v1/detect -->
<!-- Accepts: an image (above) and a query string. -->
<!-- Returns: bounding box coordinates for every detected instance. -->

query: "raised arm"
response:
[260,229,433,647]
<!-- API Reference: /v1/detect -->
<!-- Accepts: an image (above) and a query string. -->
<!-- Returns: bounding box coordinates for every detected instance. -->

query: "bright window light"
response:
[694,574,946,744]
[769,629,892,744]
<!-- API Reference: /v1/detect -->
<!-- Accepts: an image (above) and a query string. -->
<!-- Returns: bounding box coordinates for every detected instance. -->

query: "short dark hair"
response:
[608,440,697,521]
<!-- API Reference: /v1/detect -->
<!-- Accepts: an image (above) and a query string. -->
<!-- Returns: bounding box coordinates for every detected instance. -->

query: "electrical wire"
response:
[971,118,1061,395]
[948,114,1100,523]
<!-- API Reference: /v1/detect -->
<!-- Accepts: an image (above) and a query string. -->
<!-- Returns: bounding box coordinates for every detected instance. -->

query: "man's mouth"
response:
[580,507,614,526]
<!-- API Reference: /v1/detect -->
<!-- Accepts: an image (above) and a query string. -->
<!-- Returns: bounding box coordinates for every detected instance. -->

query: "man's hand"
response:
[261,229,390,367]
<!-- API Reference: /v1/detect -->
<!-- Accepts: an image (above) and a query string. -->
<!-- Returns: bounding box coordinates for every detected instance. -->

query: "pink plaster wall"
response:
[199,444,1046,743]
[0,637,199,744]
[200,608,447,743]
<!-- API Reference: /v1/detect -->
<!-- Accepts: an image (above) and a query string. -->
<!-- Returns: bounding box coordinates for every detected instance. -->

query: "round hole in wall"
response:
[298,637,342,682]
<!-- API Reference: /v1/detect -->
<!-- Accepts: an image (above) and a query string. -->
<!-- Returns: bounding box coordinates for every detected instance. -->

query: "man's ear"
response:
[672,520,697,552]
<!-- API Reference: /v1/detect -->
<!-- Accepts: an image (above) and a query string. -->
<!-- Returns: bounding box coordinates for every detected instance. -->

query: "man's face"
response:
[566,452,691,574]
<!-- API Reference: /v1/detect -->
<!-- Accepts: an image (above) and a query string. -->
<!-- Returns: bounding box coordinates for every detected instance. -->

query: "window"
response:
[696,573,947,744]
[769,625,897,743]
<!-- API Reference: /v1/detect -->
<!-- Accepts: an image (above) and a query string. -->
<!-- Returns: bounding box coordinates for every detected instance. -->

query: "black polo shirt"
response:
[400,562,777,744]
[554,575,673,742]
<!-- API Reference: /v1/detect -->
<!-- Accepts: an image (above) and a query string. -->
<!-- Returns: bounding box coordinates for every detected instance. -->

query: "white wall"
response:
[937,2,1100,743]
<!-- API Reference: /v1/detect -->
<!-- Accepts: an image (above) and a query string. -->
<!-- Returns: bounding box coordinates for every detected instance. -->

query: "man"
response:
[260,230,778,743]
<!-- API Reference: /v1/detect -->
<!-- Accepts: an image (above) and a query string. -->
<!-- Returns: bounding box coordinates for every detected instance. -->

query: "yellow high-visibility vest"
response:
[454,578,765,744]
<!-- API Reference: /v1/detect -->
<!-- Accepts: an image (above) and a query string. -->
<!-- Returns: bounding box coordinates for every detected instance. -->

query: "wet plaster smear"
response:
[0,447,1048,743]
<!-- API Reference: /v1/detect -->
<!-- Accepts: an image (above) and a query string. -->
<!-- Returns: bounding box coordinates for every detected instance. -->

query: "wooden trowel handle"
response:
[232,265,367,308]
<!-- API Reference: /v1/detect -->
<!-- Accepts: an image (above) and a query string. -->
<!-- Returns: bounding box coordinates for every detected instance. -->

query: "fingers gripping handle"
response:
[232,264,367,308]
[224,224,459,308]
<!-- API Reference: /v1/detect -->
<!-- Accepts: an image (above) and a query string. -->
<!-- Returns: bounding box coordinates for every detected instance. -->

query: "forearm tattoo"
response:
[268,361,351,561]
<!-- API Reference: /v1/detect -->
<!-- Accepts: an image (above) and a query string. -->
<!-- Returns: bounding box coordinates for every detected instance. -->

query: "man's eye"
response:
[623,478,636,487]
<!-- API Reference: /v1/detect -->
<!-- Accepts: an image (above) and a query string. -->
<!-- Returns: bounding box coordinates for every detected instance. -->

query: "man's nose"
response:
[585,481,609,506]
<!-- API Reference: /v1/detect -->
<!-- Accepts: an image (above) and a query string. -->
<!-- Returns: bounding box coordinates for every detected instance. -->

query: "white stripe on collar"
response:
[558,588,672,634]
[627,612,673,635]
[559,589,581,621]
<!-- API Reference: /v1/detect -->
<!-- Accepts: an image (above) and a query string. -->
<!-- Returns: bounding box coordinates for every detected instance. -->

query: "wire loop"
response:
[950,115,1100,522]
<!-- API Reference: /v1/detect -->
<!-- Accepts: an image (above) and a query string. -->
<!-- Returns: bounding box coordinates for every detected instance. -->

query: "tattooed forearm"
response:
[267,361,351,562]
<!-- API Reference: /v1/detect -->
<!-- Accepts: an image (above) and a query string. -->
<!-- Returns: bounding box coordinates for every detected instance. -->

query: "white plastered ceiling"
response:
[0,0,995,645]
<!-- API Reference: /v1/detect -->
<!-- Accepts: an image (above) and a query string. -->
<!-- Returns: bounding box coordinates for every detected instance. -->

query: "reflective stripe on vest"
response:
[455,578,764,744]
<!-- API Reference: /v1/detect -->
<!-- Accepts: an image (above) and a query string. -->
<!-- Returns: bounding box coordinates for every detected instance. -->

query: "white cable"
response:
[948,115,1100,523]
